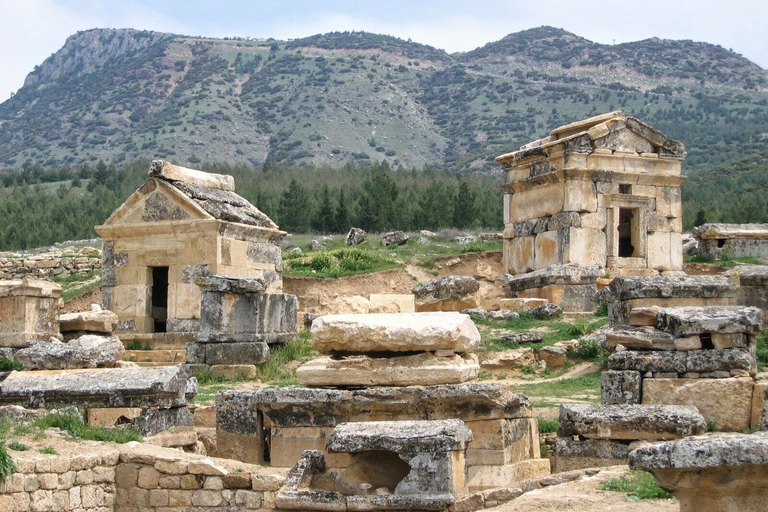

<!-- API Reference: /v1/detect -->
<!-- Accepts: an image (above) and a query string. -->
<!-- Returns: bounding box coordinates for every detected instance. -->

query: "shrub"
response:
[600,470,673,500]
[7,441,29,451]
[39,446,58,455]
[537,418,559,434]
[0,443,17,483]
[0,358,22,372]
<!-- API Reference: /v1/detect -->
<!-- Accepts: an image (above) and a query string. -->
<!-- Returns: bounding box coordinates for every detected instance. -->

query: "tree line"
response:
[0,159,502,251]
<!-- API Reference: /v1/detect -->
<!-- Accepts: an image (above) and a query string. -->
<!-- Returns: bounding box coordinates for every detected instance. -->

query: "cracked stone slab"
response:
[629,432,768,470]
[656,306,764,336]
[328,419,473,453]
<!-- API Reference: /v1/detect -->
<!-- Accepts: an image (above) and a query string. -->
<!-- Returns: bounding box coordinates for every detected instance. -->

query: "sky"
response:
[0,0,766,101]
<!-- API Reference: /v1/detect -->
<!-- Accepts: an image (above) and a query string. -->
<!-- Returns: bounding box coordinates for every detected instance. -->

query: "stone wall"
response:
[0,254,101,281]
[0,439,286,512]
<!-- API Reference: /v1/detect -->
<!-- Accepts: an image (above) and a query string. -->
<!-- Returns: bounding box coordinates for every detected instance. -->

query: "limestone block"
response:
[750,381,768,430]
[601,370,642,405]
[504,236,535,275]
[605,325,676,351]
[0,279,62,348]
[552,438,628,473]
[647,231,673,270]
[369,294,415,313]
[655,186,682,218]
[204,342,270,365]
[509,183,565,223]
[629,432,768,512]
[59,310,118,334]
[416,297,480,313]
[566,228,606,267]
[477,348,535,370]
[712,333,747,349]
[149,160,235,191]
[629,306,661,326]
[539,346,567,369]
[311,312,481,354]
[13,335,125,370]
[413,275,479,303]
[642,377,754,431]
[210,365,257,380]
[579,211,606,230]
[498,298,548,311]
[670,232,683,269]
[534,231,561,269]
[674,336,702,351]
[466,459,550,491]
[558,403,706,441]
[563,180,597,213]
[656,306,764,336]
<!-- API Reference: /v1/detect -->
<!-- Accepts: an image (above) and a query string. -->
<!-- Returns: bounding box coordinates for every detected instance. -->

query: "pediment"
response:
[100,178,213,226]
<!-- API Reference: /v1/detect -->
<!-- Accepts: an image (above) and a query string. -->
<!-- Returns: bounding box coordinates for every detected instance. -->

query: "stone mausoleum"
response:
[497,111,687,277]
[95,160,287,337]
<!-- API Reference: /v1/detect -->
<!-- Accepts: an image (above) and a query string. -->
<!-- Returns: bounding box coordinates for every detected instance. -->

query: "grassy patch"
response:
[39,446,58,455]
[256,329,319,385]
[757,329,768,371]
[33,410,141,443]
[0,442,17,484]
[475,314,608,353]
[285,247,401,278]
[510,372,602,405]
[684,254,763,267]
[600,470,673,500]
[7,440,29,451]
[537,418,559,434]
[0,358,22,371]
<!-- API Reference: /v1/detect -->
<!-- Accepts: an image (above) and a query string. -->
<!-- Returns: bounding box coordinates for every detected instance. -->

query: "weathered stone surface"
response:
[694,223,768,241]
[203,341,270,365]
[461,308,488,318]
[455,235,478,245]
[344,228,368,245]
[0,366,193,409]
[59,309,118,334]
[217,383,533,432]
[539,346,567,369]
[628,306,661,326]
[149,159,235,191]
[498,298,548,311]
[328,419,473,453]
[600,275,736,302]
[558,403,706,440]
[526,303,562,319]
[297,353,479,387]
[552,438,629,472]
[609,349,755,374]
[381,231,410,247]
[197,275,265,294]
[656,306,764,336]
[605,325,676,351]
[311,312,481,355]
[629,432,768,512]
[601,370,642,405]
[642,377,754,432]
[750,381,768,431]
[478,348,535,370]
[13,335,124,370]
[498,333,543,345]
[413,275,480,302]
[369,294,415,314]
[505,264,601,291]
[0,278,62,348]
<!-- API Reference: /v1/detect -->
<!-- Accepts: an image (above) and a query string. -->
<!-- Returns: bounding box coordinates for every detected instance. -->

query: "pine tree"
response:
[312,186,335,234]
[278,179,311,232]
[334,188,349,233]
[453,181,476,229]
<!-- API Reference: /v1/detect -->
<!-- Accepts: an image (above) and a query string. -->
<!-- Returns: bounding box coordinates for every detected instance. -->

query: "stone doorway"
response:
[151,266,169,333]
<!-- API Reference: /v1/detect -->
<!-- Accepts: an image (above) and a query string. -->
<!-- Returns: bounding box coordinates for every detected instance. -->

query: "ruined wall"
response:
[0,441,286,512]
[0,255,100,281]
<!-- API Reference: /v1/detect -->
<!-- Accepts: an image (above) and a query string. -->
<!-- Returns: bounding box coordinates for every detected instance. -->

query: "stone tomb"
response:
[217,384,549,491]
[602,305,763,432]
[497,111,686,294]
[275,420,472,511]
[630,432,768,512]
[297,312,480,387]
[693,223,768,261]
[95,160,286,338]
[505,263,600,312]
[725,265,768,312]
[0,278,61,348]
[185,275,298,369]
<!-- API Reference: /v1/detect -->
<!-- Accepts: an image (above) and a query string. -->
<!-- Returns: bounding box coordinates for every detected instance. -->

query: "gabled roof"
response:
[496,111,686,164]
[99,160,279,230]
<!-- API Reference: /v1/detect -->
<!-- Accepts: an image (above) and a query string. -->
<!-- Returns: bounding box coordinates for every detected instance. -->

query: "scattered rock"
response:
[345,227,368,246]
[13,334,125,370]
[461,308,488,318]
[420,230,437,237]
[413,275,480,302]
[284,247,302,255]
[526,303,562,319]
[454,235,478,245]
[488,309,519,321]
[539,346,567,369]
[478,348,536,370]
[417,237,431,245]
[499,333,543,345]
[381,231,410,246]
[310,239,325,251]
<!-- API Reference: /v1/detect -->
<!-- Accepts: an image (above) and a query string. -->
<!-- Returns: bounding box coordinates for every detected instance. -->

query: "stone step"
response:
[123,349,186,364]
[131,361,185,368]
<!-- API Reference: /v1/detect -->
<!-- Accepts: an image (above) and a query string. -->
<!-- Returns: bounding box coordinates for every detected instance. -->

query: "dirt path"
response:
[501,362,602,386]
[496,466,678,512]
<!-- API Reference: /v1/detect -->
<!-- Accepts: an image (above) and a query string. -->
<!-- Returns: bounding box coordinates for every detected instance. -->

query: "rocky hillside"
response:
[1,27,767,173]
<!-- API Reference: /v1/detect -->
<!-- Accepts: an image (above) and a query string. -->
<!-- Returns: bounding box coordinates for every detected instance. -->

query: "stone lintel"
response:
[327,419,473,453]
[505,264,601,291]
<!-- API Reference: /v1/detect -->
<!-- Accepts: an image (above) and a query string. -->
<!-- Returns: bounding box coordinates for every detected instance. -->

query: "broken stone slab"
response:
[477,348,535,370]
[552,437,629,473]
[413,275,480,302]
[59,309,118,334]
[12,334,125,370]
[656,306,764,336]
[217,383,533,433]
[296,352,479,387]
[381,231,410,247]
[601,370,642,405]
[0,278,62,348]
[0,365,193,409]
[186,341,270,366]
[148,159,235,191]
[605,325,676,351]
[526,303,562,319]
[327,419,473,454]
[488,309,519,321]
[609,348,755,374]
[498,333,543,345]
[310,312,481,355]
[599,275,737,302]
[539,346,567,369]
[628,306,661,326]
[197,275,265,293]
[629,432,768,512]
[557,403,706,441]
[642,377,754,432]
[693,223,768,240]
[505,264,601,292]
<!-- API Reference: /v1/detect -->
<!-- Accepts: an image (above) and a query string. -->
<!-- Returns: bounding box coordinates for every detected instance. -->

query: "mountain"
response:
[1,26,767,173]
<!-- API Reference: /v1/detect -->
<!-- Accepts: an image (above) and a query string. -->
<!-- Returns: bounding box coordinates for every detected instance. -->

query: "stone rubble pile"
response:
[0,248,101,281]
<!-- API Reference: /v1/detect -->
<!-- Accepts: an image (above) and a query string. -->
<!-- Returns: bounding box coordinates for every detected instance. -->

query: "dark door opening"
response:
[618,208,636,257]
[151,266,169,333]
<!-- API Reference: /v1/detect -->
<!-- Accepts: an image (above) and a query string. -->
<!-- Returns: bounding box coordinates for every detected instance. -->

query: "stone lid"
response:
[149,160,235,191]
[0,278,62,298]
[506,263,601,291]
[693,223,768,240]
[310,312,481,355]
[724,265,768,286]
[597,274,737,302]
[197,275,265,293]
[629,432,768,470]
[656,306,764,336]
[327,419,473,453]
